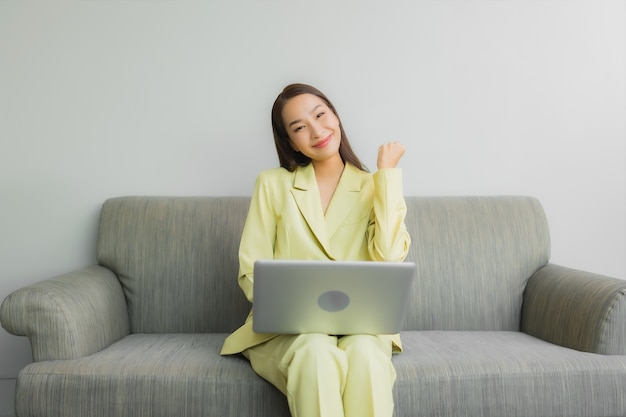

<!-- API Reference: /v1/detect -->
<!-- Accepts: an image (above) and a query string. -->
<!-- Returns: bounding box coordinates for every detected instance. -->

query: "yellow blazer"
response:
[220,163,411,355]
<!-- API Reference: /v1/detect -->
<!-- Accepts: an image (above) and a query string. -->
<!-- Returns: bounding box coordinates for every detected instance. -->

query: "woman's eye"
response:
[294,125,305,132]
[316,112,325,118]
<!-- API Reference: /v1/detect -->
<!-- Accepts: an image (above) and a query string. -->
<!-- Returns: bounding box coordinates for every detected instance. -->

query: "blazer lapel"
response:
[290,163,365,258]
[324,163,363,239]
[290,165,332,254]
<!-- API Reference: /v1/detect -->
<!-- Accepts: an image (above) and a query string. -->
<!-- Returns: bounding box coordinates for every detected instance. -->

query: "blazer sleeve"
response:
[237,172,278,303]
[367,168,411,262]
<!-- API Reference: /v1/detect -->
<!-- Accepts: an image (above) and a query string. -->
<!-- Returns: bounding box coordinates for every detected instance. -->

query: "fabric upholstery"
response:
[15,334,291,417]
[403,196,550,331]
[393,331,626,417]
[522,263,626,355]
[0,266,128,361]
[14,332,626,417]
[96,197,251,334]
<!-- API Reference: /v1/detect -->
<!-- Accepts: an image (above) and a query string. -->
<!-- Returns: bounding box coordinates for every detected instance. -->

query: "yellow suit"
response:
[220,163,411,355]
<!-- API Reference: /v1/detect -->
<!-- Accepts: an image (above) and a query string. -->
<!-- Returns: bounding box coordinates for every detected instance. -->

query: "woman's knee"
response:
[338,335,396,385]
[338,334,391,357]
[289,333,343,364]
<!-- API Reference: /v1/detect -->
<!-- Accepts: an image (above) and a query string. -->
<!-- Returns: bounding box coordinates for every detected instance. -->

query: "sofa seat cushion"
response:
[15,331,626,417]
[394,331,626,417]
[15,334,291,417]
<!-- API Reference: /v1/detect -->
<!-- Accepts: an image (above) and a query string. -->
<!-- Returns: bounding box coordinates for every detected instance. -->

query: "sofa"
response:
[2,195,625,417]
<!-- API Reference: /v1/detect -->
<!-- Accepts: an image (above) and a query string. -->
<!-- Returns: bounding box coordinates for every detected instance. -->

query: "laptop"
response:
[252,259,416,335]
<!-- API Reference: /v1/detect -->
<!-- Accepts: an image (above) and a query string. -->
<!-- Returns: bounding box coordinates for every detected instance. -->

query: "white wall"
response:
[1,1,624,414]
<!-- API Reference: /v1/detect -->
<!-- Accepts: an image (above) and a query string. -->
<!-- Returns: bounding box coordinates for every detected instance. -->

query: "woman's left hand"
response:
[377,142,406,169]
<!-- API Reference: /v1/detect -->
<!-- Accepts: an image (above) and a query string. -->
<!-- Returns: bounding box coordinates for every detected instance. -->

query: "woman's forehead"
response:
[282,94,328,119]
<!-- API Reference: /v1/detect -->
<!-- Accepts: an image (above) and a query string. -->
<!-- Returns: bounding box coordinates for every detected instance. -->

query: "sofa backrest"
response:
[97,197,251,334]
[97,195,550,334]
[403,196,550,331]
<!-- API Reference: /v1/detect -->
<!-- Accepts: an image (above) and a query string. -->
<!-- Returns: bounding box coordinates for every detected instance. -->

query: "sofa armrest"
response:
[0,265,130,362]
[521,263,626,355]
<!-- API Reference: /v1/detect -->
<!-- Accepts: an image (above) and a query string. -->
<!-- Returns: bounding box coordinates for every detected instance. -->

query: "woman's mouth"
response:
[313,135,332,148]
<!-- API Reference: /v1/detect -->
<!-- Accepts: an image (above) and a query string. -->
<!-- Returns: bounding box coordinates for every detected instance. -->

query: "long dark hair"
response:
[271,83,367,172]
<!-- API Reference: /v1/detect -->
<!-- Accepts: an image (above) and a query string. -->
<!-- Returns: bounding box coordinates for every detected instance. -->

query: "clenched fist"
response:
[377,142,405,169]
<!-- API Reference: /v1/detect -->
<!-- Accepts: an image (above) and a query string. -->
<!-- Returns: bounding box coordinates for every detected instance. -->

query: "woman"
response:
[221,83,411,417]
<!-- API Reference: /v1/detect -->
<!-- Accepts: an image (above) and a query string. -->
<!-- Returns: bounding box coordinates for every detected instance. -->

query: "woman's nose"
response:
[311,122,323,138]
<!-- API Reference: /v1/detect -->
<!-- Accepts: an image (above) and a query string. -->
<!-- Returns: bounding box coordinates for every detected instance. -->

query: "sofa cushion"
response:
[16,332,626,417]
[403,197,550,331]
[15,334,291,417]
[97,197,252,334]
[393,331,626,417]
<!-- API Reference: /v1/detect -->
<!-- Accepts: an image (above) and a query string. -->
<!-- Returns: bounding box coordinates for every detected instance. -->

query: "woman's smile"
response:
[313,134,333,148]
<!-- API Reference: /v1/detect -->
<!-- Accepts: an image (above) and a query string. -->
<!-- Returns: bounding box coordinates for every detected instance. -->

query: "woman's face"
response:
[281,93,342,165]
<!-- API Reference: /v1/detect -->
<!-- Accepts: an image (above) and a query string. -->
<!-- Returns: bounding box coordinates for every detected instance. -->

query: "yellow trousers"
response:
[244,333,396,417]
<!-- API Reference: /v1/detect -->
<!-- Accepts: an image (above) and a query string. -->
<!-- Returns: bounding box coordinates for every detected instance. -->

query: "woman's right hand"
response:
[377,142,405,169]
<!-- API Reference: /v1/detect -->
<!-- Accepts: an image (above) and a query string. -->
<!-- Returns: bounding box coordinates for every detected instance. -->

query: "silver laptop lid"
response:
[252,260,416,335]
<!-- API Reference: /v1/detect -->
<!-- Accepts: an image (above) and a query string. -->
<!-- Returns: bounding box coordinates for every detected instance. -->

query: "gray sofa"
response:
[2,196,626,417]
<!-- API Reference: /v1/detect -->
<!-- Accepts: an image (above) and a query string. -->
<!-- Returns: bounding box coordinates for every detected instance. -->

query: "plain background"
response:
[0,1,624,414]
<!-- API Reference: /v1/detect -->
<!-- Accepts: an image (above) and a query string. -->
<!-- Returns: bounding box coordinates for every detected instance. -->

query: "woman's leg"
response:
[245,333,348,417]
[337,335,396,417]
